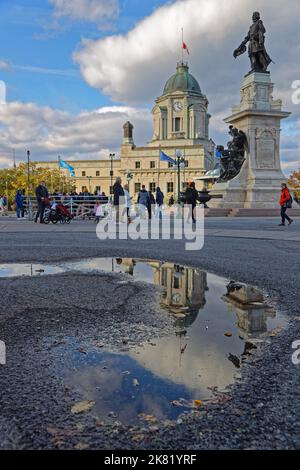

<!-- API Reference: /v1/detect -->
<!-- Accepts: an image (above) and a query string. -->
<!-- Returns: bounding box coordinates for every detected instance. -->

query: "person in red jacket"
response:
[279,183,293,226]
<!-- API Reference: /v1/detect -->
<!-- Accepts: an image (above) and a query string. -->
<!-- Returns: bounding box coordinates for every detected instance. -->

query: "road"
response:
[0,218,299,449]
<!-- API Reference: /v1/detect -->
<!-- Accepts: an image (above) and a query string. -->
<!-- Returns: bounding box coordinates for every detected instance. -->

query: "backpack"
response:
[286,196,293,209]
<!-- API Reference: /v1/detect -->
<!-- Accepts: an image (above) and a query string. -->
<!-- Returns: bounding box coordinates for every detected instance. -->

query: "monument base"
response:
[210,72,290,209]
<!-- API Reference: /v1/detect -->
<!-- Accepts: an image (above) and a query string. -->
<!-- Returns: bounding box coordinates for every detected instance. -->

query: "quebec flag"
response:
[60,159,75,177]
[159,150,175,164]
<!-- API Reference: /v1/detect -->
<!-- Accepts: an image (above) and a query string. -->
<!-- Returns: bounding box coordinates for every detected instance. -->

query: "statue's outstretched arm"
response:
[233,34,250,58]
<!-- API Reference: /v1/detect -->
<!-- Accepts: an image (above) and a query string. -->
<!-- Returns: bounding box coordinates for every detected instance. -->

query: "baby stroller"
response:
[56,204,73,224]
[43,201,73,224]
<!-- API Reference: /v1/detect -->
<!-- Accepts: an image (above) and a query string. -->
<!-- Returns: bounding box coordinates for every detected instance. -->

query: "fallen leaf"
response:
[75,442,89,450]
[71,400,95,414]
[131,434,145,442]
[171,400,184,407]
[138,414,158,423]
[132,379,139,387]
[194,400,203,407]
[224,332,233,337]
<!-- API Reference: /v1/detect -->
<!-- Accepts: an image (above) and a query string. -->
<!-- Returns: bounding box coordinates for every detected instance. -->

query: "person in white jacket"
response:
[124,184,133,224]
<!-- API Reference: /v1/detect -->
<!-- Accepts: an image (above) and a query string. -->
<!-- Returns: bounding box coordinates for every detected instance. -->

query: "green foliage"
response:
[288,167,300,195]
[0,163,75,205]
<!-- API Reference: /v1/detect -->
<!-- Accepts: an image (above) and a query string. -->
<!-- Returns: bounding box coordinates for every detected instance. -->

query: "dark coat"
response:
[35,185,49,202]
[184,187,198,206]
[156,190,164,206]
[15,192,24,208]
[113,182,124,206]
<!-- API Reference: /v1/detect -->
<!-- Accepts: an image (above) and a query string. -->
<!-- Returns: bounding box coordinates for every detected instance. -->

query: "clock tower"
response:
[150,62,211,145]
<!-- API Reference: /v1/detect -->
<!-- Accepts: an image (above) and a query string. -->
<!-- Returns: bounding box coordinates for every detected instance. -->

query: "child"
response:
[95,201,104,223]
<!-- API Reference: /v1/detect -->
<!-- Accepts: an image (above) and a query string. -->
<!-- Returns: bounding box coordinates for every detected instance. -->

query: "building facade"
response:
[37,62,215,197]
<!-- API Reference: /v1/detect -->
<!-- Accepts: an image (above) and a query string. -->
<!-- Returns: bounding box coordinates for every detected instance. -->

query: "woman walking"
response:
[124,184,133,224]
[279,183,293,226]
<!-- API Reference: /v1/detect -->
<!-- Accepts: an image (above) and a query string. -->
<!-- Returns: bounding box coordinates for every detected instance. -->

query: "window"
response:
[96,171,100,177]
[167,182,174,193]
[135,161,141,169]
[109,186,113,195]
[175,117,181,132]
[184,160,189,168]
[150,161,156,169]
[96,186,101,192]
[135,183,141,193]
[149,182,156,192]
[82,171,86,177]
[182,182,188,190]
[168,161,174,168]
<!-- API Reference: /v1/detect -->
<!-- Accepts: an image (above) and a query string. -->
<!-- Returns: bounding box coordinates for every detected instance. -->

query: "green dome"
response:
[163,62,201,95]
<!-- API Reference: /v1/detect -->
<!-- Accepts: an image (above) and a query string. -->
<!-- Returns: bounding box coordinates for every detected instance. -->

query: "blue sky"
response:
[0,0,167,112]
[0,0,298,174]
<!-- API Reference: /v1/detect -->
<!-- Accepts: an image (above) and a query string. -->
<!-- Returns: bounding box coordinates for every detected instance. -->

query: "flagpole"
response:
[58,155,61,193]
[158,145,161,189]
[181,28,183,63]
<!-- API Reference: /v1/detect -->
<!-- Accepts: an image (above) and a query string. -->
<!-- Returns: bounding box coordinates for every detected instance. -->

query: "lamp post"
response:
[109,153,115,200]
[175,150,186,204]
[27,150,31,220]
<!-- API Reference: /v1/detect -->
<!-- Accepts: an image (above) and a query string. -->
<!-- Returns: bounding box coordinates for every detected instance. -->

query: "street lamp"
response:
[27,150,31,220]
[175,150,186,204]
[109,153,115,199]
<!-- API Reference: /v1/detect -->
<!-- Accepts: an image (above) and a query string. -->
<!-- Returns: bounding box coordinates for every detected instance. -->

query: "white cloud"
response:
[74,0,300,173]
[0,102,151,167]
[50,0,119,23]
[0,60,10,71]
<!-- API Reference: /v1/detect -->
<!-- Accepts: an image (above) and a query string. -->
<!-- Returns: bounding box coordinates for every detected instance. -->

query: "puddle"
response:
[1,257,286,425]
[0,263,65,278]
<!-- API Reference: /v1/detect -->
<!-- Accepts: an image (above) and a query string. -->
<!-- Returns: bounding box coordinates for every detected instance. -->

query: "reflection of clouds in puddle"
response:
[0,263,65,278]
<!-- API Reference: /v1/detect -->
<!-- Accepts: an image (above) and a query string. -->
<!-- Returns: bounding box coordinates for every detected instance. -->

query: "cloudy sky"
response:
[0,0,299,174]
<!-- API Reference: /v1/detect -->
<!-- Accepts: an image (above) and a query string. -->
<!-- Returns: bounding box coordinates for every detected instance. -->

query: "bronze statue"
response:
[217,126,248,182]
[234,12,273,73]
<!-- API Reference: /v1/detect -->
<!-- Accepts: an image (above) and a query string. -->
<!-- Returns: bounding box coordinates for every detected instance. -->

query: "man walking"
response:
[137,185,150,219]
[279,183,293,226]
[35,181,49,223]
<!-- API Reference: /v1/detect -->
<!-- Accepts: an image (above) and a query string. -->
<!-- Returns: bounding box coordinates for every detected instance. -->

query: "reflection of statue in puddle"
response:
[224,283,276,337]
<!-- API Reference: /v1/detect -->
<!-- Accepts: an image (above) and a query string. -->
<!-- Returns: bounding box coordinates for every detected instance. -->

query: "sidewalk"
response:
[0,219,299,242]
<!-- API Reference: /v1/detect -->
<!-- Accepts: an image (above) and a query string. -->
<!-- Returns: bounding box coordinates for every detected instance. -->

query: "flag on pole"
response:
[160,150,175,164]
[59,158,75,177]
[182,41,190,55]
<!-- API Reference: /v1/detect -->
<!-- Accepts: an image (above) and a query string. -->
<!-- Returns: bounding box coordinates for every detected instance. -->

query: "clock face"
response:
[173,101,183,112]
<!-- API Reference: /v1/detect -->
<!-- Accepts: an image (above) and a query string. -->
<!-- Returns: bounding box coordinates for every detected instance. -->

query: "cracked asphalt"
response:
[0,218,299,450]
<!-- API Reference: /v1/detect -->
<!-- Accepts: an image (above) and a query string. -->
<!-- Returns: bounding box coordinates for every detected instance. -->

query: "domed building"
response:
[121,61,215,196]
[37,62,215,197]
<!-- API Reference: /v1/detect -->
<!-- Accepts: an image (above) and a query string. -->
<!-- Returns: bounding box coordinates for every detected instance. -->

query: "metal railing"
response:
[26,195,111,220]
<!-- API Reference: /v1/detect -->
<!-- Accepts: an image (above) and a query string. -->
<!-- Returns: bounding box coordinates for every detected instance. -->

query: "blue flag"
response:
[160,150,175,164]
[60,159,75,177]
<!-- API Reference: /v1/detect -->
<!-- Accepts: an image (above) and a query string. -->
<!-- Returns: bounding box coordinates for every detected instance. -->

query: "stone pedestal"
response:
[210,72,291,209]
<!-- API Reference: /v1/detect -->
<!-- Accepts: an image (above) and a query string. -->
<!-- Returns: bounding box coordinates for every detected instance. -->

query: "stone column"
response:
[210,72,291,209]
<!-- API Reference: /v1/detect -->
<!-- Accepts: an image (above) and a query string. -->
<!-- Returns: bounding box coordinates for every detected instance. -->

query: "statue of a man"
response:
[234,12,273,73]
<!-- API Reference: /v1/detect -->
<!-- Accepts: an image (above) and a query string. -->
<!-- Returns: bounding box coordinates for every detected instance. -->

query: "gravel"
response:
[0,219,299,450]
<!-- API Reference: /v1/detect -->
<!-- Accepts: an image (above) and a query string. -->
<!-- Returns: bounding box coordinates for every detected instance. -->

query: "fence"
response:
[27,195,111,220]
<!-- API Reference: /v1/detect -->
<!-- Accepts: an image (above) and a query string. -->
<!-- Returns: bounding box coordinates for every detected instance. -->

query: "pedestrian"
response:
[156,187,164,220]
[15,189,25,220]
[95,200,104,223]
[147,190,156,220]
[137,185,150,218]
[168,195,175,207]
[279,183,293,226]
[293,192,299,206]
[124,184,133,224]
[184,182,199,223]
[34,181,49,223]
[113,177,125,223]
